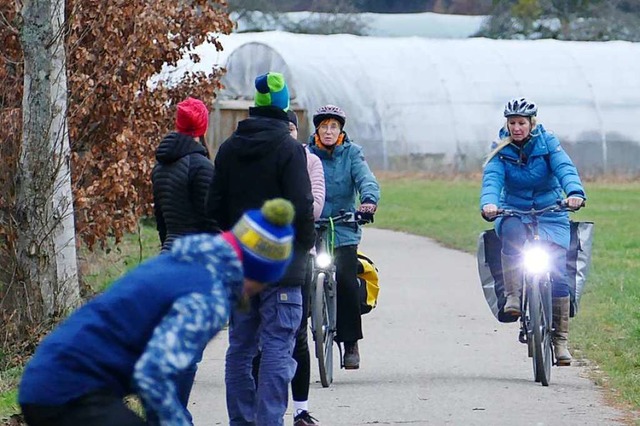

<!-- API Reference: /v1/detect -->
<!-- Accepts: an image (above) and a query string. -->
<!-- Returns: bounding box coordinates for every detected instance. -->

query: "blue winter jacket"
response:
[479,124,586,249]
[19,234,243,425]
[308,132,380,247]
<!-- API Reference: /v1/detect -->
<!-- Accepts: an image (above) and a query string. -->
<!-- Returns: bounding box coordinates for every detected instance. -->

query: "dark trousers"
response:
[334,245,362,343]
[21,392,147,426]
[291,255,312,401]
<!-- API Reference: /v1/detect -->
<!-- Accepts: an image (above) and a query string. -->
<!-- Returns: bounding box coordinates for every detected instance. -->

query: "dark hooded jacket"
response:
[152,132,218,251]
[206,106,315,286]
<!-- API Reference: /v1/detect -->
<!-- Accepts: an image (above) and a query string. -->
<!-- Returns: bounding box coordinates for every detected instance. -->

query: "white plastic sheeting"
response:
[162,31,640,174]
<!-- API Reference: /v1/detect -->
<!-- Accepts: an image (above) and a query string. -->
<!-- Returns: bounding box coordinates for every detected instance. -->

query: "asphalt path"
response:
[190,228,630,425]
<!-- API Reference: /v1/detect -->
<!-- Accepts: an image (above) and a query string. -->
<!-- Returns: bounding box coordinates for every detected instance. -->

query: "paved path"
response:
[190,228,630,425]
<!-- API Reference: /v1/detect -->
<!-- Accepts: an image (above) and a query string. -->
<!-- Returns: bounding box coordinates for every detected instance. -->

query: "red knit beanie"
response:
[175,97,209,137]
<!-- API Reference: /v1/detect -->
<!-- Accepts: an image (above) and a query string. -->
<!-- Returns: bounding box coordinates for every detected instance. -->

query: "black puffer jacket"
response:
[206,106,315,286]
[152,132,218,251]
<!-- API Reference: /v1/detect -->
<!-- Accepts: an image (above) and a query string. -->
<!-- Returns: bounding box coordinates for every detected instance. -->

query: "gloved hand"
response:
[358,203,377,214]
[564,196,585,210]
[357,203,376,223]
[481,203,498,220]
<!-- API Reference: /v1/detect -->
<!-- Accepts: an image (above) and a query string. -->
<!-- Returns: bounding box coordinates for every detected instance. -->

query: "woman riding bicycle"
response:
[480,97,586,366]
[307,104,380,370]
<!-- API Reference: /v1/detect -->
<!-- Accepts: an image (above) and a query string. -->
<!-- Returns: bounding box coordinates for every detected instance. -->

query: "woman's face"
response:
[507,116,532,142]
[317,118,341,146]
[288,122,298,140]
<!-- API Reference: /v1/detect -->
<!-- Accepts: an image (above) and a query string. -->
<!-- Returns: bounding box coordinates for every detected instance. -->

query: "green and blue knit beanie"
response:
[254,72,290,112]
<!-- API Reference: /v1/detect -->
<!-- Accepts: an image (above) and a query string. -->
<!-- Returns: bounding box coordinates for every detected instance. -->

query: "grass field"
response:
[1,177,639,421]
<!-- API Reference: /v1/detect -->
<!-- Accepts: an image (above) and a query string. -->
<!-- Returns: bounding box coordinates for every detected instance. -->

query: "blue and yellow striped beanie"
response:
[231,198,295,284]
[254,72,290,112]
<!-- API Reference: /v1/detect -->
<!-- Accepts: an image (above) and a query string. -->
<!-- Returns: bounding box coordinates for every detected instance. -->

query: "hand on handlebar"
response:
[356,203,376,223]
[563,196,585,210]
[356,211,375,223]
[358,203,377,214]
[481,203,498,221]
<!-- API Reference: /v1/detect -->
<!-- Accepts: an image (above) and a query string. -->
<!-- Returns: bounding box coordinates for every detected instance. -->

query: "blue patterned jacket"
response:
[19,234,243,425]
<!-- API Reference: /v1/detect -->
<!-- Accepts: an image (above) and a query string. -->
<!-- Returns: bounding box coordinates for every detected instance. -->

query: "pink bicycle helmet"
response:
[313,104,346,128]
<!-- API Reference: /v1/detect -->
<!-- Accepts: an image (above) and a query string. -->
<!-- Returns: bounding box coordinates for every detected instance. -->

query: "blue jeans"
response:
[500,217,570,297]
[226,286,302,426]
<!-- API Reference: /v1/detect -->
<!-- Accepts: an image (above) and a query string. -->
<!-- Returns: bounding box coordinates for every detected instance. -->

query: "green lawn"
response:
[0,368,20,420]
[2,177,639,420]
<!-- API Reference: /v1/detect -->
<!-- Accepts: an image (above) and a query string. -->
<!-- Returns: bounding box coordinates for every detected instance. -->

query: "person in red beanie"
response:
[152,96,217,251]
[175,97,209,138]
[150,97,219,418]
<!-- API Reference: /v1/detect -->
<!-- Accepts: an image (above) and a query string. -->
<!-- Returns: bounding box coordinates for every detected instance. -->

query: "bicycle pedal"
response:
[518,330,527,344]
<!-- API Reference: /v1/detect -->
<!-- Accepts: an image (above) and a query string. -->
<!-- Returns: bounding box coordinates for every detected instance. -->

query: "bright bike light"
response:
[315,253,332,268]
[523,246,550,274]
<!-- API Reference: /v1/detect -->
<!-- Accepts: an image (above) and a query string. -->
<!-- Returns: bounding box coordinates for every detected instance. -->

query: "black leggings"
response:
[334,245,362,343]
[21,392,147,426]
[290,255,312,401]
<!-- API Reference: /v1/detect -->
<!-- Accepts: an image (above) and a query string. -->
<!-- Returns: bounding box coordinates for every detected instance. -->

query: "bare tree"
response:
[17,0,79,324]
[477,0,640,41]
[228,0,369,35]
[227,0,298,31]
[284,0,369,35]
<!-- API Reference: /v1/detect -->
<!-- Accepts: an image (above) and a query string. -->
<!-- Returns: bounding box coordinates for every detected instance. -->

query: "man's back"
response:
[207,105,315,252]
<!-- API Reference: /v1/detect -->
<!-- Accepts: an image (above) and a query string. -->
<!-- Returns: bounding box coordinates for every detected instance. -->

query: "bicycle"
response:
[309,210,371,388]
[494,201,580,386]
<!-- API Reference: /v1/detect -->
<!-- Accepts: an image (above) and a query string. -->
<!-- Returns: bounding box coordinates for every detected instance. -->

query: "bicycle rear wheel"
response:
[528,277,552,386]
[312,272,334,387]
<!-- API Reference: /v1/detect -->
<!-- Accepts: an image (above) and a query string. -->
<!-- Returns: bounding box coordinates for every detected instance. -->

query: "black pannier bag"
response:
[477,221,594,323]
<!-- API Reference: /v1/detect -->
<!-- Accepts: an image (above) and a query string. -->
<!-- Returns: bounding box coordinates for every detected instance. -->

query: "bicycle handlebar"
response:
[315,210,373,228]
[495,200,583,218]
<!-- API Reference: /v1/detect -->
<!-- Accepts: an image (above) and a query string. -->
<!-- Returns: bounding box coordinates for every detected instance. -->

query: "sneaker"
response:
[294,410,320,426]
[343,341,360,369]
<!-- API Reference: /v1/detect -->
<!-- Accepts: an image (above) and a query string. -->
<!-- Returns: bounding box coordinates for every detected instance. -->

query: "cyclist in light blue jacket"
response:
[308,104,380,370]
[480,97,586,366]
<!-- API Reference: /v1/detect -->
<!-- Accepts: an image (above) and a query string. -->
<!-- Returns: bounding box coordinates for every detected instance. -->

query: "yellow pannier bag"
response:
[357,251,379,315]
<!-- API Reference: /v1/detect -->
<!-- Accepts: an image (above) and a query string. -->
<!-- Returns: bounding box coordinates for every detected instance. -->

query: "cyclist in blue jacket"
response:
[307,104,380,370]
[480,97,586,366]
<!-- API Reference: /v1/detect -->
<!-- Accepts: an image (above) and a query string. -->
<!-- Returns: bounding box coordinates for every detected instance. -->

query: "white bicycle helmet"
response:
[503,97,538,118]
[313,104,346,128]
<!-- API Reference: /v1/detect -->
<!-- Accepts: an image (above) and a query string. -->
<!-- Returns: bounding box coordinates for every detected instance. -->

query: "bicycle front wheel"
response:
[528,276,552,386]
[312,272,334,387]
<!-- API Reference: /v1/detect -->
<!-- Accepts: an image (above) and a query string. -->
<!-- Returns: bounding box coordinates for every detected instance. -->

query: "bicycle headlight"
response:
[315,253,332,268]
[523,246,550,274]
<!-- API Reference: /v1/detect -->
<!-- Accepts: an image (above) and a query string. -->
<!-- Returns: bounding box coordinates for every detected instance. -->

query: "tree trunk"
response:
[17,0,79,319]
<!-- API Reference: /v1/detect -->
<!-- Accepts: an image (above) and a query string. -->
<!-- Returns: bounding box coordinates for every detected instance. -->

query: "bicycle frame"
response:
[309,211,370,387]
[521,238,554,386]
[310,219,338,388]
[497,202,576,386]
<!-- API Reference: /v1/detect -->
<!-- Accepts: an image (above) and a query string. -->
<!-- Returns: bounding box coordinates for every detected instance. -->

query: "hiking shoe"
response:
[343,341,360,369]
[294,410,320,426]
